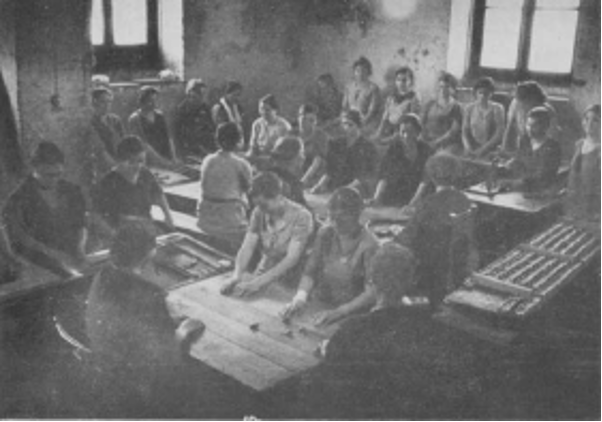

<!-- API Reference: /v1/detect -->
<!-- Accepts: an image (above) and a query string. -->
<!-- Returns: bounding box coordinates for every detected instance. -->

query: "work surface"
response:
[167,273,340,392]
[0,262,62,305]
[464,182,564,214]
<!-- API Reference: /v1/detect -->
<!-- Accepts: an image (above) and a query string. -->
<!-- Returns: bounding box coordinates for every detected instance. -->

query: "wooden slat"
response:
[175,294,320,371]
[189,330,292,391]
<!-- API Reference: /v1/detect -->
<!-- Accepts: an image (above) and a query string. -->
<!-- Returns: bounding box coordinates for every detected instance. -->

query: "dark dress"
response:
[325,136,377,193]
[174,99,216,157]
[94,168,162,228]
[378,139,431,206]
[517,137,562,192]
[302,306,487,419]
[3,176,86,258]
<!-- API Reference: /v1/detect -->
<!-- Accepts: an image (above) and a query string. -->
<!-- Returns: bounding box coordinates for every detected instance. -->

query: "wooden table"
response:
[464,182,565,214]
[150,167,198,188]
[163,181,199,214]
[167,273,339,392]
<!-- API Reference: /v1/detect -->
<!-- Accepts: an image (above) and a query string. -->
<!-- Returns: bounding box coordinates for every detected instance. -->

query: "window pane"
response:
[91,0,105,45]
[112,0,148,46]
[528,10,578,73]
[536,0,580,9]
[480,9,522,69]
[486,0,524,9]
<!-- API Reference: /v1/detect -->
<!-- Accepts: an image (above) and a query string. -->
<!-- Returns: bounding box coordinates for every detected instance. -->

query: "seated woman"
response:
[211,81,244,134]
[173,78,216,158]
[197,122,253,251]
[311,110,378,197]
[82,87,124,190]
[267,136,307,207]
[293,104,330,187]
[396,153,477,307]
[502,80,558,153]
[85,221,204,417]
[565,104,600,222]
[375,66,421,140]
[370,114,432,207]
[462,77,506,158]
[421,72,463,153]
[302,243,484,420]
[500,107,562,193]
[311,73,343,125]
[220,172,314,298]
[280,187,378,326]
[128,86,178,167]
[342,57,381,134]
[94,136,175,234]
[247,94,292,169]
[3,142,87,276]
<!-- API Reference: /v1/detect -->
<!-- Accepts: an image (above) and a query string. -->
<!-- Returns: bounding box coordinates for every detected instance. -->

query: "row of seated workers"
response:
[0,55,599,418]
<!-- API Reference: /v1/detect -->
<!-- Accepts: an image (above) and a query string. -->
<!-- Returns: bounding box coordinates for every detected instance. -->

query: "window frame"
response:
[92,0,161,72]
[468,0,582,85]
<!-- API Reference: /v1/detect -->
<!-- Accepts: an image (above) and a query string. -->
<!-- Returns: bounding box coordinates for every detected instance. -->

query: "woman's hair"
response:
[328,186,364,217]
[249,171,283,200]
[515,80,547,105]
[473,77,495,95]
[399,113,423,133]
[425,152,460,187]
[138,86,158,106]
[91,87,112,103]
[584,104,601,117]
[116,136,145,162]
[224,81,243,95]
[317,73,335,85]
[395,66,415,83]
[110,221,157,268]
[31,142,65,167]
[299,103,318,116]
[438,72,458,91]
[527,106,552,130]
[271,136,303,163]
[185,78,206,95]
[215,122,241,151]
[353,56,373,76]
[341,109,363,128]
[370,242,416,301]
[259,94,279,111]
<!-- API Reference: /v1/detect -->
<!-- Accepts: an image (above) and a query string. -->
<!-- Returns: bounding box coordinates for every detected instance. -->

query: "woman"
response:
[462,77,506,158]
[173,78,216,158]
[247,94,292,169]
[94,136,175,234]
[3,142,88,276]
[86,222,204,417]
[342,57,381,134]
[280,187,378,326]
[565,104,600,222]
[311,110,378,197]
[375,67,421,140]
[371,114,431,207]
[421,72,463,152]
[212,81,244,134]
[197,122,253,251]
[396,153,477,307]
[128,86,177,168]
[502,80,558,153]
[268,135,307,207]
[221,172,314,298]
[294,104,330,187]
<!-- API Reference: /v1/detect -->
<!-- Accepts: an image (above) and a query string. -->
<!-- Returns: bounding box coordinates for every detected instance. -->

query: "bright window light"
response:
[528,10,579,73]
[91,0,105,45]
[381,0,418,20]
[480,8,522,69]
[112,0,148,46]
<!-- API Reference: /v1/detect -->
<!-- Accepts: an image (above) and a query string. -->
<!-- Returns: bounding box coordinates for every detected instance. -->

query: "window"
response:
[90,0,160,71]
[470,0,581,81]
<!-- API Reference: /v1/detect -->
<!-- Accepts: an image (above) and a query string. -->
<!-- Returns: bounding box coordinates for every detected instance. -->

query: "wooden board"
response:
[167,273,341,391]
[150,167,194,187]
[464,183,564,214]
